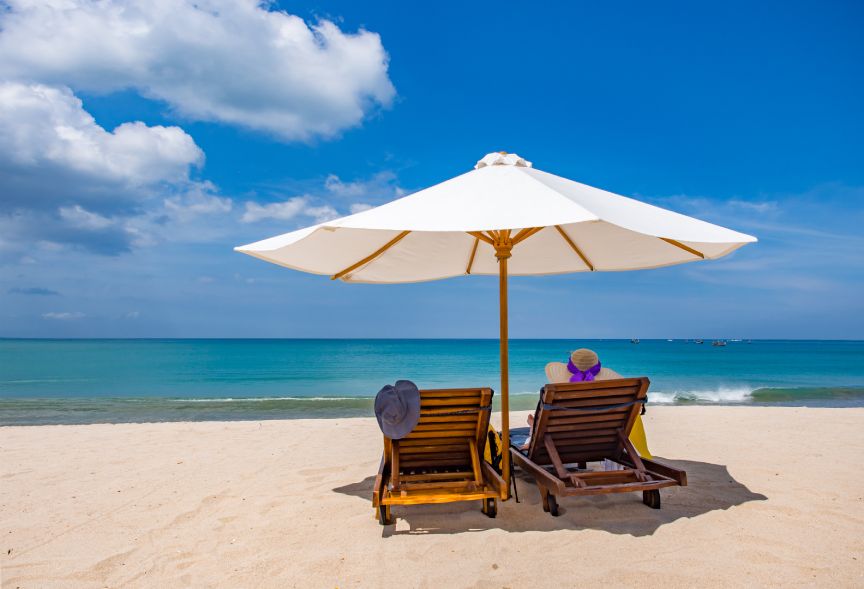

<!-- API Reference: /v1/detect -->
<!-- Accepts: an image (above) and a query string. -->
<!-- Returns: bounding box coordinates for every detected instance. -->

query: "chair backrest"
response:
[389,387,493,471]
[526,378,649,465]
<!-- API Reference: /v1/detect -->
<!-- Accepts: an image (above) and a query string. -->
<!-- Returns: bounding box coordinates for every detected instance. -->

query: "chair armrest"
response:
[618,455,687,486]
[509,448,567,494]
[481,461,508,500]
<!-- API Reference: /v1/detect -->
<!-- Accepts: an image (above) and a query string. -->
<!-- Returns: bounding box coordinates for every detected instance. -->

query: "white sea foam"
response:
[171,396,366,403]
[171,388,758,405]
[515,388,756,404]
[513,388,757,404]
[648,387,754,404]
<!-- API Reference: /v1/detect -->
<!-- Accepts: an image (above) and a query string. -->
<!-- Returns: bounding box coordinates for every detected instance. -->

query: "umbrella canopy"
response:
[237,152,755,283]
[236,152,756,495]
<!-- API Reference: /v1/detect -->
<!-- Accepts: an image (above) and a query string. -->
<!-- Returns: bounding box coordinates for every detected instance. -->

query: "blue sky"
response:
[1,0,862,338]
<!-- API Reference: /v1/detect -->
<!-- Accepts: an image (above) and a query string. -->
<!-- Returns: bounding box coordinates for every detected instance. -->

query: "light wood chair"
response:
[372,387,507,525]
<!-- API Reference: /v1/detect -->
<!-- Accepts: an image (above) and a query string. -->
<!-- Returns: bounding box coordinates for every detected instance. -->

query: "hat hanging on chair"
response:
[374,380,421,439]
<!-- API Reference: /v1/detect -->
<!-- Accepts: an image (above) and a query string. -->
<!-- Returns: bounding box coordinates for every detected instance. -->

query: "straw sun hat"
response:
[570,348,600,370]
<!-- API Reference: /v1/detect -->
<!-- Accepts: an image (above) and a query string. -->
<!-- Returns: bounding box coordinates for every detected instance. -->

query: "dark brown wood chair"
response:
[372,387,507,525]
[510,378,687,516]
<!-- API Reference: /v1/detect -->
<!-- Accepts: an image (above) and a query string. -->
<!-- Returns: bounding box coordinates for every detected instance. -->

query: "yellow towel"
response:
[629,414,652,458]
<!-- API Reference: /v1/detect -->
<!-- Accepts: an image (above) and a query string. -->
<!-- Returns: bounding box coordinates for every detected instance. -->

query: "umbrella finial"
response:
[475,152,532,170]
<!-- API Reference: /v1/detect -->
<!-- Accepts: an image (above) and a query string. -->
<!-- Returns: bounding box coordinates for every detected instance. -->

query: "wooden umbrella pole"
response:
[495,235,513,499]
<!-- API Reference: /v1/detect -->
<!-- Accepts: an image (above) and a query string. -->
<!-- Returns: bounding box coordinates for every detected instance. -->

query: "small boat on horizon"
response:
[695,339,704,344]
[712,340,727,347]
[631,338,640,344]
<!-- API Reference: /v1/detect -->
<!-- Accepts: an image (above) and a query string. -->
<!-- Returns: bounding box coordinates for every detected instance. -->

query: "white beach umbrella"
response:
[236,152,756,492]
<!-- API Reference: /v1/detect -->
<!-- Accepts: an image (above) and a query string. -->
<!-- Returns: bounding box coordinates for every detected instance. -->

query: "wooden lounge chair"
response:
[510,378,687,516]
[372,387,507,525]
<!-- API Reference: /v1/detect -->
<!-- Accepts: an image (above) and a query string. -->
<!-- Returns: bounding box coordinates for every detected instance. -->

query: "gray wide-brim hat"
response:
[374,379,421,440]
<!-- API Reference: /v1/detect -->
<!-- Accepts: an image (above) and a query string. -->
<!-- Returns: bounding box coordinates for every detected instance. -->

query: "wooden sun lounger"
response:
[509,378,687,516]
[372,387,507,525]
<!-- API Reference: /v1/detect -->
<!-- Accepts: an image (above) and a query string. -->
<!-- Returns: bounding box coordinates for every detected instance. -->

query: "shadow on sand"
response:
[332,458,767,537]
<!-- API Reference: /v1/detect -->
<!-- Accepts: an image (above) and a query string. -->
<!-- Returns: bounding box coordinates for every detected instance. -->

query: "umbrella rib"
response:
[331,230,411,281]
[660,237,705,259]
[465,236,480,274]
[554,225,595,271]
[467,231,495,246]
[511,226,544,245]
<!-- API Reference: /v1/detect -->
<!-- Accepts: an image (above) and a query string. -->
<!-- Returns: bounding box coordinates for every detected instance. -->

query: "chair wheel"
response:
[379,504,392,525]
[483,498,497,518]
[547,493,559,517]
[643,490,661,509]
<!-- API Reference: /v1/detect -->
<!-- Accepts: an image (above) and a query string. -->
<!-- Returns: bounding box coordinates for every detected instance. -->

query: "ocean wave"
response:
[518,385,864,406]
[3,386,864,426]
[751,386,864,403]
[170,396,369,403]
[513,387,758,405]
[649,387,755,404]
[648,386,864,405]
[1,378,95,384]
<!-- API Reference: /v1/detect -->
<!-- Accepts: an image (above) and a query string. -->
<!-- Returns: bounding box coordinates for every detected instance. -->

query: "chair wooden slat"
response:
[420,397,482,407]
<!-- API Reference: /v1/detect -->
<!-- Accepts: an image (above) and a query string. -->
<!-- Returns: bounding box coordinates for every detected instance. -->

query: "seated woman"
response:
[522,349,620,445]
[518,347,651,458]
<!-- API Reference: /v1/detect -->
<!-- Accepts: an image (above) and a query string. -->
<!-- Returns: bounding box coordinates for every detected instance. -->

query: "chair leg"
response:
[539,487,560,515]
[643,490,661,509]
[547,493,559,517]
[379,504,393,525]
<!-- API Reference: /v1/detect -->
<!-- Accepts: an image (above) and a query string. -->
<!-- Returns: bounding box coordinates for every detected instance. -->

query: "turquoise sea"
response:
[1,339,863,425]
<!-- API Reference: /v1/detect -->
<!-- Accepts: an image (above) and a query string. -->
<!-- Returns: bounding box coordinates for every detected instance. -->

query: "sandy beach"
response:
[2,407,863,588]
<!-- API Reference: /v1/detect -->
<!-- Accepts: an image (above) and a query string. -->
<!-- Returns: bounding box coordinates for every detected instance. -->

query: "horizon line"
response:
[1,337,863,342]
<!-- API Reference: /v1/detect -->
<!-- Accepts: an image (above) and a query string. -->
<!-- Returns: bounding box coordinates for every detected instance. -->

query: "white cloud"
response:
[321,170,406,215]
[324,171,403,200]
[238,170,407,226]
[0,82,218,255]
[0,82,203,192]
[305,204,339,223]
[58,205,114,230]
[163,182,233,221]
[241,197,310,223]
[349,203,374,214]
[240,197,341,225]
[0,1,395,141]
[42,311,85,320]
[325,174,370,197]
[727,199,779,214]
[36,241,65,253]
